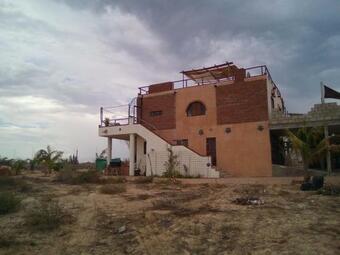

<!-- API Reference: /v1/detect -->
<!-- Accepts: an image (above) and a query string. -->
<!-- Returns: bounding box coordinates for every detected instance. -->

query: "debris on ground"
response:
[300,176,324,191]
[117,225,126,234]
[232,196,264,205]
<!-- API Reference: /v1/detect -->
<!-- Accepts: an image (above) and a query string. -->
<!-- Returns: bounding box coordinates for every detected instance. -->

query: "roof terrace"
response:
[138,62,281,97]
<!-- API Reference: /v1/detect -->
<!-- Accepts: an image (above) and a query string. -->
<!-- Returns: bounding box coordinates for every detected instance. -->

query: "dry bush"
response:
[0,192,21,215]
[125,194,152,201]
[106,176,126,184]
[25,199,71,231]
[0,231,18,248]
[99,184,126,194]
[55,168,78,183]
[152,198,179,210]
[137,194,152,200]
[0,176,16,189]
[133,176,153,184]
[233,184,266,196]
[318,184,340,196]
[0,176,33,194]
[56,169,101,184]
[155,178,181,186]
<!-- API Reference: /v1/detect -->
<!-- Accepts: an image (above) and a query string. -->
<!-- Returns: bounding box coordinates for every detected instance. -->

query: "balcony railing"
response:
[99,97,138,127]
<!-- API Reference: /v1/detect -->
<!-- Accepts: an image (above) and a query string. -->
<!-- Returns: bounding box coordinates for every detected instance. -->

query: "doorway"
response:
[206,137,216,166]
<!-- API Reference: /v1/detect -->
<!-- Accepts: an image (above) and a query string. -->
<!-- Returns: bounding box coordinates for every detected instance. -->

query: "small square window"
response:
[150,111,162,117]
[175,139,188,147]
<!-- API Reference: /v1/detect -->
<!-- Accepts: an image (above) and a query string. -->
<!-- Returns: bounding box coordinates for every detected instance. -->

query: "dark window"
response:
[150,110,162,117]
[143,141,147,154]
[175,139,188,146]
[271,97,274,109]
[186,101,206,116]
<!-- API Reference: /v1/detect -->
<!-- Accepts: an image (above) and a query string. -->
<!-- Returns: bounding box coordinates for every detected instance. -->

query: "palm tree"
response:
[34,146,64,174]
[286,127,340,175]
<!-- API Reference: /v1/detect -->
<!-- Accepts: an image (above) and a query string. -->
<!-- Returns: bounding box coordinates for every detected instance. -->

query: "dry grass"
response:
[56,169,101,184]
[106,176,126,184]
[0,192,21,215]
[0,176,33,193]
[318,184,340,196]
[0,231,19,248]
[24,199,71,231]
[99,184,126,194]
[133,176,153,184]
[1,171,340,255]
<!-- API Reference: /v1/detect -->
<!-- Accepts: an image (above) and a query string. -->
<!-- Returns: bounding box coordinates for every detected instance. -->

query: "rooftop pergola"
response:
[181,61,235,83]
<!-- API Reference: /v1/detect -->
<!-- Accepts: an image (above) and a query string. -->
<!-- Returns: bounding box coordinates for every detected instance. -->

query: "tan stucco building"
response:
[99,62,288,177]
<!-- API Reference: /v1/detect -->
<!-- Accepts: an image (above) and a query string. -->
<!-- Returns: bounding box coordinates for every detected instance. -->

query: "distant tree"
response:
[68,150,79,165]
[0,156,13,166]
[286,127,340,175]
[11,159,26,175]
[96,149,106,159]
[28,158,38,171]
[34,146,64,174]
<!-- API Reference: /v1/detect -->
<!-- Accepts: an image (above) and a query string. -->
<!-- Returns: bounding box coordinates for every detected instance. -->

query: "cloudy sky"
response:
[1,0,339,161]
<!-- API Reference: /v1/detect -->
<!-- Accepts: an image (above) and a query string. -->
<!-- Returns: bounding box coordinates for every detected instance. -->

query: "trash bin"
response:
[96,158,107,171]
[110,158,121,167]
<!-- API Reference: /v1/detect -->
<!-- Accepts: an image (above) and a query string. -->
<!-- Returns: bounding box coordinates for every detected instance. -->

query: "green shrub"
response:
[162,171,182,178]
[25,200,67,231]
[99,184,126,194]
[0,192,21,214]
[163,148,182,178]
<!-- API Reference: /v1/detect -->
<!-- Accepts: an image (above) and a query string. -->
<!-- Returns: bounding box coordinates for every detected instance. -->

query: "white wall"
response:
[99,124,219,178]
[136,136,147,174]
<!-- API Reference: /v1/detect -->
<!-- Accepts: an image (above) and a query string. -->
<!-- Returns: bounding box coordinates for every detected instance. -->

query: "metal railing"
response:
[138,64,274,95]
[99,97,138,127]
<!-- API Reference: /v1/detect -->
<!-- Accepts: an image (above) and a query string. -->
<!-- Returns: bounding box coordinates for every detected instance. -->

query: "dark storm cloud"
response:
[1,0,340,160]
[59,0,340,111]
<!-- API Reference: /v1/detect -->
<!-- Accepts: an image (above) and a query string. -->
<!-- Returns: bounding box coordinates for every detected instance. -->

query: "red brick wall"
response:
[139,93,176,130]
[148,82,174,94]
[216,79,269,124]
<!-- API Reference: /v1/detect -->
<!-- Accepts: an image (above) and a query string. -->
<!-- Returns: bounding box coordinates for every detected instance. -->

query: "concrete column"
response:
[324,126,332,176]
[129,134,135,176]
[107,137,112,166]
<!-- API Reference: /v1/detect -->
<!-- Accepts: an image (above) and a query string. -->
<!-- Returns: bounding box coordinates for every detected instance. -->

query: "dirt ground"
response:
[1,172,340,255]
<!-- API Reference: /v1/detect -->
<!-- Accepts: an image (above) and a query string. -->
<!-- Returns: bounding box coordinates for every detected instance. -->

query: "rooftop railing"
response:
[138,65,279,96]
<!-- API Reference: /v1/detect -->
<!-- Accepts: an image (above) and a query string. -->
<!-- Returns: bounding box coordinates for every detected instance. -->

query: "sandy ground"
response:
[1,172,340,255]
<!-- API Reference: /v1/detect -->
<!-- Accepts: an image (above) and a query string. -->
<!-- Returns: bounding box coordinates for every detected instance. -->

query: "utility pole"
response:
[321,81,332,176]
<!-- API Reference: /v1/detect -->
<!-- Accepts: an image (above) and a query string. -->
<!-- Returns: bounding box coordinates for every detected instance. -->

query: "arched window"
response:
[186,101,206,116]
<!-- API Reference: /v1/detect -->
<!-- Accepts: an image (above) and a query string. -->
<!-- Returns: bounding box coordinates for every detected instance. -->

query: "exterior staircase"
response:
[99,119,220,178]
